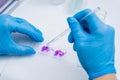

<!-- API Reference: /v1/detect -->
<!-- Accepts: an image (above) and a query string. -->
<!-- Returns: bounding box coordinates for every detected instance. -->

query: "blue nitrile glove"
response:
[0,14,44,55]
[67,9,116,80]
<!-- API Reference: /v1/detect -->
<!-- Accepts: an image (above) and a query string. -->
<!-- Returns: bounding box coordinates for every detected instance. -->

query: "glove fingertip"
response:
[33,29,44,42]
[25,47,36,55]
[68,33,74,43]
[34,35,44,42]
[68,38,73,43]
[67,17,77,24]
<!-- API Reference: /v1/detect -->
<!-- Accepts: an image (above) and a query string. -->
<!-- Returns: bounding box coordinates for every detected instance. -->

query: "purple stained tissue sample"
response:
[41,46,66,57]
[54,50,65,57]
[41,46,50,52]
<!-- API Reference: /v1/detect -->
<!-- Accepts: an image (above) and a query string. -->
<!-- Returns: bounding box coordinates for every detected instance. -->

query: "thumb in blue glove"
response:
[67,9,116,80]
[0,14,44,55]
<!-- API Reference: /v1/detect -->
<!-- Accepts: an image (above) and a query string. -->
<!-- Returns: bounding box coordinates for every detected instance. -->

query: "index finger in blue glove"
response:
[83,12,105,33]
[74,8,105,34]
[74,9,92,22]
[67,17,88,42]
[67,9,91,44]
[10,17,44,42]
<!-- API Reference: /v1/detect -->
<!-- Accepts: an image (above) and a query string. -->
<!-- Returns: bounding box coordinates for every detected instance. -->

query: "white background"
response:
[0,0,120,80]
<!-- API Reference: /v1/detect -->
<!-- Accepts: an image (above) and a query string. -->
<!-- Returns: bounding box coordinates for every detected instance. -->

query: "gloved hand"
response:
[0,14,44,55]
[67,9,116,80]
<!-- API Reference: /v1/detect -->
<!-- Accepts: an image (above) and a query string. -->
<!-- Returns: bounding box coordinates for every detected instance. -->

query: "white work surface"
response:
[0,0,120,80]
